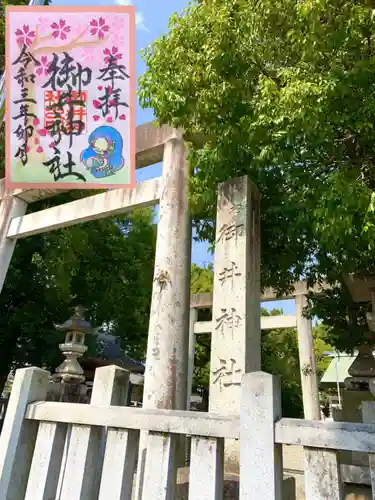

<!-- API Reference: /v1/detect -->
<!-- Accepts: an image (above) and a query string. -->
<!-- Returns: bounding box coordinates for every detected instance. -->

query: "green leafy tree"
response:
[313,323,334,378]
[0,197,156,391]
[140,0,375,238]
[309,284,370,352]
[139,0,375,349]
[191,263,214,294]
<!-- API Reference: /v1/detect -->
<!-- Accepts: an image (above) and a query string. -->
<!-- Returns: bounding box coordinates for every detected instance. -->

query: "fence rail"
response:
[1,366,375,500]
[276,418,375,453]
[26,402,240,438]
[26,401,375,454]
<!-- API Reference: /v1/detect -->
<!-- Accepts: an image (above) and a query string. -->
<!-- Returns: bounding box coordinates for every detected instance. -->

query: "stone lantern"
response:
[338,278,375,469]
[343,285,375,393]
[53,305,95,384]
[366,290,375,333]
[366,289,375,396]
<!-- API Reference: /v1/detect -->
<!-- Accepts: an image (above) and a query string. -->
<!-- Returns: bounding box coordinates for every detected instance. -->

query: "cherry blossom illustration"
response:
[78,47,96,64]
[89,17,109,40]
[15,25,36,47]
[35,56,50,78]
[14,14,114,56]
[70,23,84,37]
[92,85,127,124]
[111,33,125,49]
[103,46,122,64]
[51,19,71,40]
[12,13,121,166]
[30,118,48,154]
[111,16,126,32]
[92,86,112,112]
[36,17,50,35]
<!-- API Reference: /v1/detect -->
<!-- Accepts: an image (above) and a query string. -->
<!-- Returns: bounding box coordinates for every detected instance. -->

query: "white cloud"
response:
[115,0,149,31]
[135,12,150,32]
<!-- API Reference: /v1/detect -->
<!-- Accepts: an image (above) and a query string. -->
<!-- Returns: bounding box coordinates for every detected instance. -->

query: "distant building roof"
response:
[96,333,145,374]
[320,354,356,386]
[129,373,144,385]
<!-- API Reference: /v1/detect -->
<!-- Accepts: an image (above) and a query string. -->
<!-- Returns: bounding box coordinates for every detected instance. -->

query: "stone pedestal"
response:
[47,380,89,403]
[173,467,295,500]
[54,338,87,384]
[344,485,372,500]
[345,344,375,392]
[209,176,261,473]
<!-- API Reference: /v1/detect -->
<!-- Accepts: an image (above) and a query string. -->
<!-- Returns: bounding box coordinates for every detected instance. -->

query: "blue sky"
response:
[51,0,295,315]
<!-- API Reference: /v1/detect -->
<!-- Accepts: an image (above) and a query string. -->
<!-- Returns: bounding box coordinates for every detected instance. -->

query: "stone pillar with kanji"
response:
[209,176,261,473]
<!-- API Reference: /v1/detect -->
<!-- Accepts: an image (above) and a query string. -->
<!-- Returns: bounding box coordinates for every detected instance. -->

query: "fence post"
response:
[240,371,283,500]
[0,367,50,500]
[362,401,375,492]
[94,364,130,463]
[57,365,131,500]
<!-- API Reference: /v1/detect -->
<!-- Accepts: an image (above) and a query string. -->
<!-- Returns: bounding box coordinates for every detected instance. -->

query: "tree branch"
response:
[32,29,108,56]
[39,34,53,44]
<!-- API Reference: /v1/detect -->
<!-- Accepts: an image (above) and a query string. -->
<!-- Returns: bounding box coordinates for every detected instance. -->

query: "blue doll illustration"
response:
[80,126,125,178]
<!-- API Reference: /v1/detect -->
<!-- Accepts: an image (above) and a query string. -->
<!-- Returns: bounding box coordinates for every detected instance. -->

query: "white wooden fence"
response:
[1,366,375,500]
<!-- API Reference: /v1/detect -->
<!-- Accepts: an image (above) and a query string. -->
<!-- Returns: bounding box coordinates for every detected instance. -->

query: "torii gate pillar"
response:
[0,183,27,293]
[135,131,191,498]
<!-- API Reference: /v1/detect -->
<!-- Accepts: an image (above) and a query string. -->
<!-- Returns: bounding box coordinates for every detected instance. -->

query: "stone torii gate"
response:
[0,123,191,420]
[188,280,329,420]
[0,121,325,478]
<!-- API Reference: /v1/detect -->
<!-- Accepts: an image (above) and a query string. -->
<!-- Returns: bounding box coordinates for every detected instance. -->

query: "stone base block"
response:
[174,467,295,499]
[46,380,89,403]
[344,484,372,500]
